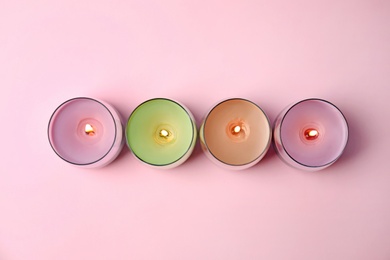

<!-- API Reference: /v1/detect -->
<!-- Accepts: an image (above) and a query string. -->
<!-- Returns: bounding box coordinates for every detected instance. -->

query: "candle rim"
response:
[277,97,349,169]
[202,98,272,167]
[125,97,197,167]
[48,97,119,166]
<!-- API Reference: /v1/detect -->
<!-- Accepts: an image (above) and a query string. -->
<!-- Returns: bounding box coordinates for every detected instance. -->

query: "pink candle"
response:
[273,98,349,171]
[48,97,124,168]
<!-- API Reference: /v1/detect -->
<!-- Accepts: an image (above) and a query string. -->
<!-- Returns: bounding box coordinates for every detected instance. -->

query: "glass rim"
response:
[47,97,119,166]
[125,97,197,167]
[278,97,349,169]
[202,98,272,167]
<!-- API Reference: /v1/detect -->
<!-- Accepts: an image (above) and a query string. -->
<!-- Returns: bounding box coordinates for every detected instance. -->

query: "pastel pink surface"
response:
[1,1,390,260]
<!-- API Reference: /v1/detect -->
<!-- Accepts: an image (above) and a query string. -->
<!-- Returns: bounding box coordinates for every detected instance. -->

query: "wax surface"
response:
[202,99,271,166]
[48,98,118,165]
[280,99,348,167]
[126,99,196,166]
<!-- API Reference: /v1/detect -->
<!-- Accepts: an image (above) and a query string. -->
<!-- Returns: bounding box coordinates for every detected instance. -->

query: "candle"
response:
[48,97,124,168]
[126,98,197,168]
[200,98,271,170]
[273,98,349,171]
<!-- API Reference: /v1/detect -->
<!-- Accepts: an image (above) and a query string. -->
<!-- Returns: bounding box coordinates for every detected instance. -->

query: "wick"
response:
[233,125,241,134]
[159,129,169,137]
[304,129,319,140]
[85,124,95,136]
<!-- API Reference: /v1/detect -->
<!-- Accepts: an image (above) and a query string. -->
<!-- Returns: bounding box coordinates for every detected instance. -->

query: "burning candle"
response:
[200,98,271,170]
[126,98,197,169]
[48,97,124,168]
[273,98,349,171]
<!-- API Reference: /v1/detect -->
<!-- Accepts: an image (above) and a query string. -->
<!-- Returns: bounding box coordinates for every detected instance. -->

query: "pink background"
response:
[1,1,389,259]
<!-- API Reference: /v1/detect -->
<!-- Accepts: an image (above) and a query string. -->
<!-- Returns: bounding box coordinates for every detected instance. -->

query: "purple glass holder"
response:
[48,97,124,168]
[273,98,349,171]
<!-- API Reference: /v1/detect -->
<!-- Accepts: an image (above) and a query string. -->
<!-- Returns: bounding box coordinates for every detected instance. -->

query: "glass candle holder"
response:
[273,98,349,171]
[200,98,271,170]
[48,97,124,168]
[126,98,197,169]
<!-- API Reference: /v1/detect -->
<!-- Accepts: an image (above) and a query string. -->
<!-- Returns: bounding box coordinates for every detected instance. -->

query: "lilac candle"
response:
[273,98,348,171]
[48,97,124,168]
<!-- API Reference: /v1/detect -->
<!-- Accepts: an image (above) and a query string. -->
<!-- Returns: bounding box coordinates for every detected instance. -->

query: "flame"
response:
[159,129,169,137]
[85,124,95,136]
[155,127,175,144]
[233,125,241,133]
[304,128,319,140]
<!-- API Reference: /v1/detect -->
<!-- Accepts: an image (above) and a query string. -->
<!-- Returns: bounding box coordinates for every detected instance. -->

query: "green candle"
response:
[126,98,197,168]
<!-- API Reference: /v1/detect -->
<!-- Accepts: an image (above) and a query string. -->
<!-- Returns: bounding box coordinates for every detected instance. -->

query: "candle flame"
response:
[233,125,241,133]
[227,120,249,143]
[155,127,175,144]
[304,128,319,140]
[85,124,95,136]
[159,129,169,137]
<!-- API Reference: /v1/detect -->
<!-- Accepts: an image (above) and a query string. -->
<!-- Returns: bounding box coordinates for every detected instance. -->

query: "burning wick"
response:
[232,125,241,134]
[156,128,175,144]
[85,124,95,136]
[159,129,170,138]
[227,121,249,142]
[304,128,319,140]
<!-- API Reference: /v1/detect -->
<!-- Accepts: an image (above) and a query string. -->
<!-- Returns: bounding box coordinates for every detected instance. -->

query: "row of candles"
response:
[48,97,349,171]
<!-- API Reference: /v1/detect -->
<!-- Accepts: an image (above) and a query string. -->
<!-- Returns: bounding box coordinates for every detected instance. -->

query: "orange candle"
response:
[200,98,271,170]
